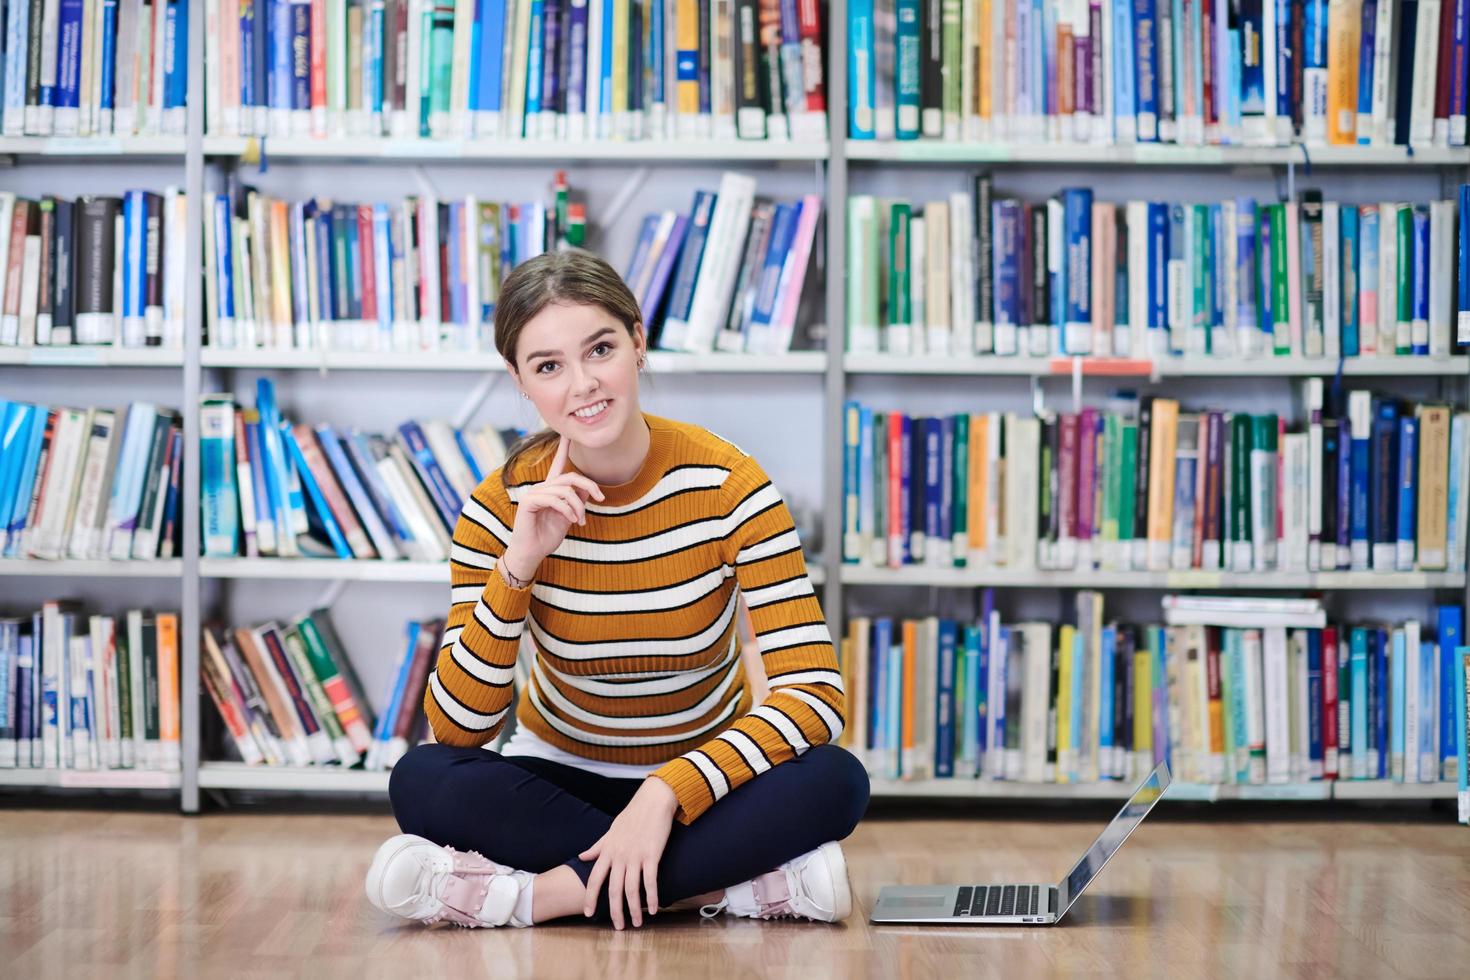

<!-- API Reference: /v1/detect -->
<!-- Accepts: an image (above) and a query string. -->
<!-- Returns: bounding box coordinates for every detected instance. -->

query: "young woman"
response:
[365,250,870,930]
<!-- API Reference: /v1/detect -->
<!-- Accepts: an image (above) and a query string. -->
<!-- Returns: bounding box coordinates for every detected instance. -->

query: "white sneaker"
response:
[699,841,852,922]
[365,834,536,928]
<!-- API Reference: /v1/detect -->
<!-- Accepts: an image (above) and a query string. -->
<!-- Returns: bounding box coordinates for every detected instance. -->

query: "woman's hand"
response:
[579,776,679,929]
[502,435,604,582]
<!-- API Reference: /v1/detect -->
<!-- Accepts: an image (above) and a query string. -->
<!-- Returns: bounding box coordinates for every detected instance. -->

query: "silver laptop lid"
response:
[1056,761,1172,916]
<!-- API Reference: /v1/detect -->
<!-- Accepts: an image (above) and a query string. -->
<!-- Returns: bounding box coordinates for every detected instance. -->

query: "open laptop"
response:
[870,760,1172,925]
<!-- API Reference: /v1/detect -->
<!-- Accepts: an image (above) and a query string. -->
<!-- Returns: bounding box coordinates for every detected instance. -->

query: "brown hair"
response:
[495,250,643,481]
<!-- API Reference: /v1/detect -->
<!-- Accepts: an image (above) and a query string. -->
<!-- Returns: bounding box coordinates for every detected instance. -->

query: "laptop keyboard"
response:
[952,884,1041,918]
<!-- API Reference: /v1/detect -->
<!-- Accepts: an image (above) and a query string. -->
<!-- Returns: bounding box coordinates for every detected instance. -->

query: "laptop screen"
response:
[1057,762,1172,914]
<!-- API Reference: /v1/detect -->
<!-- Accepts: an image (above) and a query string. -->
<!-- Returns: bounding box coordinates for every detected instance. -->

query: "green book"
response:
[847,197,881,352]
[1219,629,1236,785]
[1229,412,1252,570]
[1193,204,1210,350]
[941,0,962,131]
[283,623,357,765]
[1395,204,1413,355]
[952,413,968,566]
[1269,204,1290,354]
[873,416,887,565]
[1117,418,1138,565]
[888,202,912,331]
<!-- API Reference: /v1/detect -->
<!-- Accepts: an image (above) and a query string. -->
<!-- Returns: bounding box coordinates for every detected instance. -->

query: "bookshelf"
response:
[3,0,1467,818]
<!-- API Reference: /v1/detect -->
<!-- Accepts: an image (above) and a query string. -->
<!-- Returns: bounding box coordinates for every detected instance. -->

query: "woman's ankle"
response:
[531,865,587,923]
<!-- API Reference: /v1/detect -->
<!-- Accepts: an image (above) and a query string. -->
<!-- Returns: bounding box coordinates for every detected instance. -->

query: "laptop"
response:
[870,760,1172,925]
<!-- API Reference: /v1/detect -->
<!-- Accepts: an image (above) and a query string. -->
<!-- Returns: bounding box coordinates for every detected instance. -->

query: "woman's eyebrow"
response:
[525,327,617,361]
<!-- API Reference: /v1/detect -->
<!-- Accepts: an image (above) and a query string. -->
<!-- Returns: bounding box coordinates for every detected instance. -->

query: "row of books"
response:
[202,613,444,771]
[847,178,1470,360]
[1,0,189,137]
[203,171,586,353]
[1,190,189,349]
[840,591,1469,789]
[0,400,182,562]
[635,174,821,355]
[0,605,181,771]
[202,0,828,142]
[841,384,1470,574]
[200,378,521,559]
[848,1,1468,148]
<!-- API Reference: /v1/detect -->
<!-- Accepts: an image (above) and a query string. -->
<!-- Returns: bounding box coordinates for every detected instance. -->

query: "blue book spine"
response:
[935,620,956,777]
[55,0,85,122]
[200,401,239,557]
[649,0,664,112]
[1234,197,1258,335]
[842,401,860,563]
[1208,204,1224,345]
[1068,630,1085,778]
[2,0,30,123]
[5,408,48,555]
[849,0,876,138]
[313,209,335,322]
[1307,628,1323,777]
[895,0,920,139]
[995,626,1013,773]
[567,0,588,118]
[243,414,272,547]
[887,640,904,778]
[1063,187,1094,353]
[371,1,386,113]
[1411,205,1431,355]
[1336,412,1352,562]
[239,0,256,118]
[939,415,954,552]
[749,203,798,334]
[1374,628,1389,778]
[1371,400,1399,568]
[1350,416,1370,566]
[1350,627,1368,776]
[281,425,352,559]
[1456,643,1469,810]
[1420,638,1437,775]
[963,625,981,769]
[1342,204,1360,355]
[1099,625,1115,772]
[526,0,544,119]
[477,0,507,116]
[1451,1,1468,141]
[397,420,463,530]
[270,0,293,114]
[1147,201,1169,344]
[253,379,292,542]
[872,618,891,753]
[992,200,1022,332]
[15,632,33,761]
[1275,0,1292,123]
[1440,606,1465,778]
[1112,0,1136,139]
[452,428,482,484]
[373,204,393,333]
[373,622,421,750]
[1391,628,1406,779]
[1356,1,1377,143]
[0,405,29,549]
[213,196,236,322]
[1134,0,1159,140]
[1460,185,1470,346]
[167,0,190,112]
[923,417,941,553]
[99,0,119,122]
[976,617,990,757]
[316,423,396,558]
[858,406,875,552]
[345,431,414,545]
[289,0,310,113]
[1395,415,1418,570]
[123,192,147,323]
[0,621,14,749]
[597,0,614,119]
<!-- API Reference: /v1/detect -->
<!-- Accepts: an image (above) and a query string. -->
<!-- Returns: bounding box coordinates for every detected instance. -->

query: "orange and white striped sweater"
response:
[425,413,844,824]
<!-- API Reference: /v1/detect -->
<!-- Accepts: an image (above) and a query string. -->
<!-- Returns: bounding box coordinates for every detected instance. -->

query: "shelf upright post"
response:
[823,0,849,657]
[180,0,207,814]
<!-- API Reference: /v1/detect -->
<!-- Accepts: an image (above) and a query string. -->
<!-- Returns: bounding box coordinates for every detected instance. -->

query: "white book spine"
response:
[1262,625,1290,783]
[1323,202,1340,358]
[1408,1,1440,146]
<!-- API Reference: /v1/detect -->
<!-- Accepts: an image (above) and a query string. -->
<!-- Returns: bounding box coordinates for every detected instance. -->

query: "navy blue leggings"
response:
[388,742,871,925]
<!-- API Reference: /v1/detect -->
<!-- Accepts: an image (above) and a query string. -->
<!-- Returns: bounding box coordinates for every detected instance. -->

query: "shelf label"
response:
[45,137,123,155]
[29,346,105,365]
[383,140,463,157]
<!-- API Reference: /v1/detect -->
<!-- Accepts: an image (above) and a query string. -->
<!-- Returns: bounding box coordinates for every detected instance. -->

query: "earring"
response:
[520,391,529,400]
[638,355,646,370]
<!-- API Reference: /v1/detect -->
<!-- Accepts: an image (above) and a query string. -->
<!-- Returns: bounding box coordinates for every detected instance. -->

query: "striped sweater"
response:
[425,413,844,824]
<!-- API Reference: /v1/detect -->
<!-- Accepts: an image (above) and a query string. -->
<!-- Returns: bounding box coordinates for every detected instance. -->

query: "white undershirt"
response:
[499,725,659,781]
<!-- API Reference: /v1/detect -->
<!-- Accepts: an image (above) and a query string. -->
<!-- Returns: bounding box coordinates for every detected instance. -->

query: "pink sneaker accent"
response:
[365,834,534,928]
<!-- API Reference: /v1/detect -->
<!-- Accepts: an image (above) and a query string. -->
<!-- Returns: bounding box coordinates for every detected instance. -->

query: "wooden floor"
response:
[2,799,1468,979]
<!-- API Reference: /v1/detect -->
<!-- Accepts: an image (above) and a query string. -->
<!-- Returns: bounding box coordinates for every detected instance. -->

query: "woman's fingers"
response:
[643,861,659,915]
[584,853,609,917]
[608,863,625,930]
[547,435,571,479]
[527,491,578,526]
[626,865,643,928]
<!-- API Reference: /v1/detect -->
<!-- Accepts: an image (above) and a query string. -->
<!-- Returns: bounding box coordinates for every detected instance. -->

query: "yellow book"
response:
[675,0,700,117]
[1133,632,1153,774]
[1416,404,1450,569]
[969,412,987,557]
[978,0,992,122]
[269,200,293,343]
[611,0,630,121]
[1146,398,1180,570]
[1056,624,1074,783]
[1326,0,1362,145]
[1207,632,1225,781]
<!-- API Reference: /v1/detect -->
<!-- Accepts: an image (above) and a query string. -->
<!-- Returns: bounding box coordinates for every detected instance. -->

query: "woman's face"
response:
[512,301,645,453]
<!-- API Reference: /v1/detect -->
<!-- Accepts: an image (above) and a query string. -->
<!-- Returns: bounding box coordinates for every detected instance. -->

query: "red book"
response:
[795,0,826,115]
[1436,0,1456,136]
[293,423,378,559]
[1058,412,1079,566]
[357,205,378,323]
[310,0,327,126]
[3,200,30,321]
[1077,407,1097,562]
[1200,0,1216,128]
[1322,625,1339,779]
